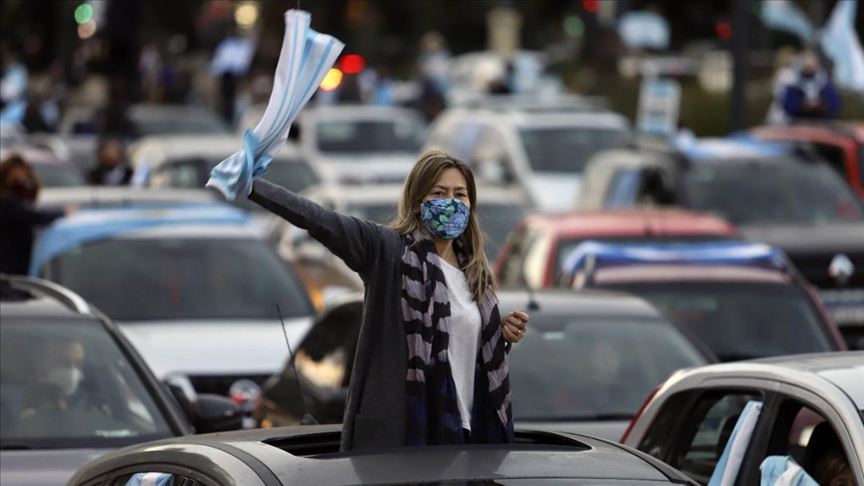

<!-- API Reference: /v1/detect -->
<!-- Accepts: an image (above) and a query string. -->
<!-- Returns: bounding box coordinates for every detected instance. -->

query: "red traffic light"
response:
[715,21,732,40]
[339,54,366,75]
[582,0,600,14]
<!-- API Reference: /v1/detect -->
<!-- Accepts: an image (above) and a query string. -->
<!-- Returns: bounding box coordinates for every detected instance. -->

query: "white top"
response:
[440,259,482,431]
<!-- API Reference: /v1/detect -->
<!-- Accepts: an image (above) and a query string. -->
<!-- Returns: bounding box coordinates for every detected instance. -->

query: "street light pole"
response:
[730,0,748,132]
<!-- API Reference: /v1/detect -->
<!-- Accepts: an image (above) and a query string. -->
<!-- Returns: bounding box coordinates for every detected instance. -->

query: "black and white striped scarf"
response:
[400,230,513,446]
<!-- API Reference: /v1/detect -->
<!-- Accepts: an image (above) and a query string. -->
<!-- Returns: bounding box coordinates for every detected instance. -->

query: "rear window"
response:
[33,164,86,187]
[46,238,312,321]
[604,282,835,360]
[317,119,423,154]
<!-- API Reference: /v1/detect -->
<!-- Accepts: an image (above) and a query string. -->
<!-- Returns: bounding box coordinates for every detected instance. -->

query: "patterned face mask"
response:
[420,198,470,240]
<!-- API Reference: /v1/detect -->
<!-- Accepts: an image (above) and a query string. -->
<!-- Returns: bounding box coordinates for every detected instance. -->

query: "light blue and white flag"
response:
[708,401,763,486]
[760,0,815,42]
[206,10,344,200]
[759,456,819,486]
[820,0,864,92]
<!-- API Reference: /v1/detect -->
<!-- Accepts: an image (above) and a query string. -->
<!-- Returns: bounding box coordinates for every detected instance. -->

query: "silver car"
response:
[621,352,864,485]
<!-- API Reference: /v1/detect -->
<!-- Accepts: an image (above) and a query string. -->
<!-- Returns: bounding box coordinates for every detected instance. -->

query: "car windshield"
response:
[219,158,319,212]
[478,203,526,260]
[683,160,864,225]
[346,203,397,224]
[603,282,834,361]
[0,318,173,448]
[32,164,85,187]
[509,316,706,420]
[519,126,630,173]
[46,238,311,321]
[316,119,423,154]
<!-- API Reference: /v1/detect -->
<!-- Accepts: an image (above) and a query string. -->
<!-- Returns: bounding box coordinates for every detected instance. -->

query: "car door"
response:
[636,385,770,485]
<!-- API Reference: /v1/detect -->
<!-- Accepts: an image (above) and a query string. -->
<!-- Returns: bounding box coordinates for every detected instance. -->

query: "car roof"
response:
[129,135,304,167]
[521,209,738,238]
[497,288,666,320]
[666,352,864,410]
[752,122,864,143]
[37,186,218,209]
[29,203,259,274]
[71,425,689,484]
[1,276,94,319]
[301,104,424,120]
[442,105,629,129]
[593,264,791,285]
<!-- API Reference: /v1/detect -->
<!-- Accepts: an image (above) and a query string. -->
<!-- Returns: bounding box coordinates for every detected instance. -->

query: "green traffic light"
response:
[74,3,93,25]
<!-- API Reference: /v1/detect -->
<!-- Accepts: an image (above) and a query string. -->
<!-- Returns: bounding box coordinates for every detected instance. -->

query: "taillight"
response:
[620,385,660,444]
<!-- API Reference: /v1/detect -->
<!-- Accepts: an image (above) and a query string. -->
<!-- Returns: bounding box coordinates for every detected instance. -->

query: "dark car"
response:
[254,290,714,441]
[563,241,847,361]
[68,424,699,486]
[579,142,864,348]
[0,275,241,486]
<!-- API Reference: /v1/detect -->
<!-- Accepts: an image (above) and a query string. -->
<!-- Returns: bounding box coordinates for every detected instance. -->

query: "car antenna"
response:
[276,303,319,425]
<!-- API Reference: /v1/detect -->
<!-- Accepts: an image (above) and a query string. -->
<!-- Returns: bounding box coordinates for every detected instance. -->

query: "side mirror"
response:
[194,394,244,433]
[164,375,243,433]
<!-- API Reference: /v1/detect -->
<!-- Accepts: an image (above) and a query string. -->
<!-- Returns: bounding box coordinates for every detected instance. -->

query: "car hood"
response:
[117,317,312,378]
[0,449,108,486]
[742,222,864,254]
[516,420,628,441]
[527,174,581,212]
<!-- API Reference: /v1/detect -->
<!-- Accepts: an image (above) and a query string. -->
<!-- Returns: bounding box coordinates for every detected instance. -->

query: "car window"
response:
[509,316,706,421]
[294,303,363,391]
[477,202,525,261]
[519,126,630,173]
[497,226,527,288]
[0,318,173,448]
[156,158,205,188]
[316,119,423,154]
[112,471,203,486]
[32,164,86,187]
[606,282,835,361]
[667,391,762,484]
[46,238,312,321]
[683,160,864,225]
[810,143,849,180]
[761,398,855,485]
[604,168,642,208]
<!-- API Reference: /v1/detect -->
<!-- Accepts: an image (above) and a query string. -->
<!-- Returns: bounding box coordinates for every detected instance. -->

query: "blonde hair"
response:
[389,150,493,301]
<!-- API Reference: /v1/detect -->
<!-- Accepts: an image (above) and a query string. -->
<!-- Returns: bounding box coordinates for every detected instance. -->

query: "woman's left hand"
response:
[502,309,529,344]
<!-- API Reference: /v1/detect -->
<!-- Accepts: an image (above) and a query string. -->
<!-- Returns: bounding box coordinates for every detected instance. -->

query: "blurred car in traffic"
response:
[0,275,243,486]
[255,289,713,441]
[424,96,631,211]
[239,104,427,185]
[494,209,739,289]
[577,139,864,347]
[28,204,315,407]
[273,183,529,307]
[751,122,864,198]
[127,134,322,230]
[59,103,231,138]
[563,241,847,361]
[0,146,85,187]
[68,424,699,486]
[621,352,864,485]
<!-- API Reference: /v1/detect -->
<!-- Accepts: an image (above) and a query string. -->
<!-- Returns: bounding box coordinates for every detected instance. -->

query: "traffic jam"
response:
[1,1,863,485]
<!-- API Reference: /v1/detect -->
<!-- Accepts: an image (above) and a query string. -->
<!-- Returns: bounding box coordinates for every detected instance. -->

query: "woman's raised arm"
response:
[249,179,392,277]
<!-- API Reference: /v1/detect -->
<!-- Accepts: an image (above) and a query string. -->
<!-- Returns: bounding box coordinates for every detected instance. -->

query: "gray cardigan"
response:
[250,179,408,450]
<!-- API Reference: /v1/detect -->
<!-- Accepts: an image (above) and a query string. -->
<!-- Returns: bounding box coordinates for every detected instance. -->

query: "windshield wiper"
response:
[520,413,634,422]
[0,444,33,450]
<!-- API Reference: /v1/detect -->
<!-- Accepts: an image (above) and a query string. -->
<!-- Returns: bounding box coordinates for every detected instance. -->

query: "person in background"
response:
[781,50,841,120]
[88,136,133,186]
[0,155,67,275]
[765,46,798,125]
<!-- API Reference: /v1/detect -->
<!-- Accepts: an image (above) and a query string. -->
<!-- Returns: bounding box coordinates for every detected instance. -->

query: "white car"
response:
[621,353,864,485]
[30,204,315,403]
[423,99,631,211]
[239,104,426,185]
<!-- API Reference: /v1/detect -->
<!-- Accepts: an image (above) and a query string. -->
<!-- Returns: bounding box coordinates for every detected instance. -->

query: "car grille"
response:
[786,251,864,289]
[188,374,271,397]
